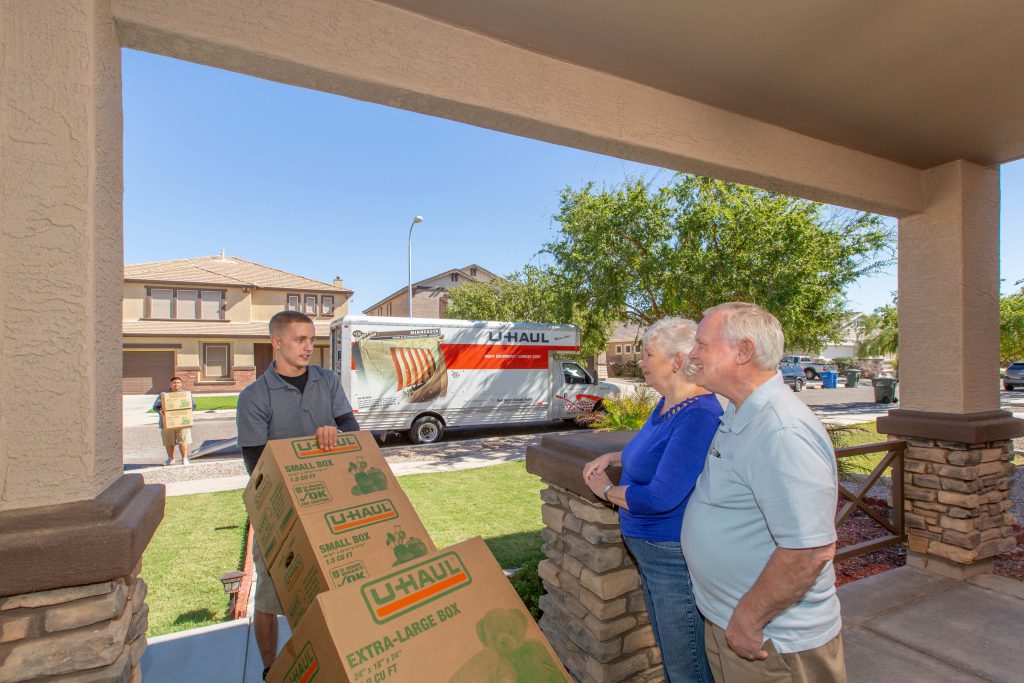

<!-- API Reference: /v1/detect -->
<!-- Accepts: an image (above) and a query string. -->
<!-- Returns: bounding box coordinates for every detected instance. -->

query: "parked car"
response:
[1004,361,1024,390]
[779,362,806,392]
[780,355,835,380]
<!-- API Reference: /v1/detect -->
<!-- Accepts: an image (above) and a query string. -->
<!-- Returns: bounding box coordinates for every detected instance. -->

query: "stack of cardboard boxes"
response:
[160,391,194,429]
[243,431,569,683]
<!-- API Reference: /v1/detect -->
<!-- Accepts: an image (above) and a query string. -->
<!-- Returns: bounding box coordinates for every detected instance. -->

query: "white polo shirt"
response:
[681,373,841,653]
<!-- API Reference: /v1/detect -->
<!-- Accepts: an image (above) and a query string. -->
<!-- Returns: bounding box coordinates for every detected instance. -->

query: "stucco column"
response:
[878,160,1022,578]
[0,2,162,680]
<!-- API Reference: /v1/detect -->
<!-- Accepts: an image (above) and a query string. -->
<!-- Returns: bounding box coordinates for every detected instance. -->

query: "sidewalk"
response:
[141,565,1024,683]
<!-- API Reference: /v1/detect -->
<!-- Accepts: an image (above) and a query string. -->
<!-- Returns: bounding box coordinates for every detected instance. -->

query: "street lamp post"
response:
[407,215,424,315]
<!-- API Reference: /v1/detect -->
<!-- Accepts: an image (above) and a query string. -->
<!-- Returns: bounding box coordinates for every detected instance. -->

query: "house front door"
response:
[255,343,273,377]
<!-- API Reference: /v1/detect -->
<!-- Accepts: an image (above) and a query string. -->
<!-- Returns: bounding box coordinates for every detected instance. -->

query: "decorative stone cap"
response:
[0,475,165,597]
[526,431,635,500]
[878,409,1023,444]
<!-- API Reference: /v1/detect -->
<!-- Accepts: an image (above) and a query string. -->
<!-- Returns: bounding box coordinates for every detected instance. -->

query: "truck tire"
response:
[804,367,816,380]
[1005,382,1015,391]
[793,377,805,392]
[410,416,443,444]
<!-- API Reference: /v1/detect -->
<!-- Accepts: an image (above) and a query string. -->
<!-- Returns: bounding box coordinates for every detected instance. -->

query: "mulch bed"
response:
[834,500,1024,586]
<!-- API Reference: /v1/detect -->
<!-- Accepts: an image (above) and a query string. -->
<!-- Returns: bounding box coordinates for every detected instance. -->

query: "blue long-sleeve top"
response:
[619,393,722,541]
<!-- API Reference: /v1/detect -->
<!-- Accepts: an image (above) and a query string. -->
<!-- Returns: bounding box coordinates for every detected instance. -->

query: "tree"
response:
[445,266,615,356]
[1000,282,1024,363]
[858,294,898,358]
[545,175,894,352]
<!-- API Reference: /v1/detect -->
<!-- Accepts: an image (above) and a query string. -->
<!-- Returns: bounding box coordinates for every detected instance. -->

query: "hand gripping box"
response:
[267,536,571,683]
[243,431,434,618]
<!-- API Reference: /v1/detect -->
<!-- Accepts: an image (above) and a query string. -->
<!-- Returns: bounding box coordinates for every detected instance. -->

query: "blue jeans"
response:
[623,535,713,683]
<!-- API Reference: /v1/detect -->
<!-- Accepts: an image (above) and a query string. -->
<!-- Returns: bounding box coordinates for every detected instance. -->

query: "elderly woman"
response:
[583,317,720,683]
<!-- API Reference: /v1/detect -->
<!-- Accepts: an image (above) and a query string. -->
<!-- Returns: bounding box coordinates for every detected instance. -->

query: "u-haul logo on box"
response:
[361,551,471,624]
[324,499,398,534]
[291,433,362,459]
[283,642,319,683]
[284,555,305,591]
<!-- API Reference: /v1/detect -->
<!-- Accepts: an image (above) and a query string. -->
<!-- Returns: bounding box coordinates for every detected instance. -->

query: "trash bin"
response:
[872,376,899,403]
[820,370,839,389]
[844,369,861,388]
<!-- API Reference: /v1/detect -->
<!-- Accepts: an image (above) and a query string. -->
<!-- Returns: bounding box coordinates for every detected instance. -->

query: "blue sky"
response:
[122,50,1024,315]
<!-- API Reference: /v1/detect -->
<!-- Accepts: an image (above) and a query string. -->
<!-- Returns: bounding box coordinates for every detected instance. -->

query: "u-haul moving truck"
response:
[330,316,619,444]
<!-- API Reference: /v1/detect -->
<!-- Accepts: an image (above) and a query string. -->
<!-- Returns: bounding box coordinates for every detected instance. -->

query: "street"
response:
[123,383,1024,470]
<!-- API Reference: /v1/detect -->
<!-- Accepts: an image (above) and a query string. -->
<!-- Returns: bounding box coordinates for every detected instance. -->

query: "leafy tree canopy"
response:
[1000,280,1024,363]
[448,174,894,355]
[858,293,899,358]
[547,175,893,352]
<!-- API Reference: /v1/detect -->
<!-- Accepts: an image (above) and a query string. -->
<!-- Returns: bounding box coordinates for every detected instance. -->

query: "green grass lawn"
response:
[142,461,548,636]
[399,461,545,570]
[141,490,248,637]
[147,395,238,413]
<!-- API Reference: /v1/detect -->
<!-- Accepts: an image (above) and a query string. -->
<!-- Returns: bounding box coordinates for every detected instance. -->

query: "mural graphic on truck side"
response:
[353,329,449,403]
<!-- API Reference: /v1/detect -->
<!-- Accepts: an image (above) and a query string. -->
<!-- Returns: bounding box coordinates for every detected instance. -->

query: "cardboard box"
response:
[242,431,432,577]
[160,391,193,410]
[162,409,194,429]
[268,537,571,683]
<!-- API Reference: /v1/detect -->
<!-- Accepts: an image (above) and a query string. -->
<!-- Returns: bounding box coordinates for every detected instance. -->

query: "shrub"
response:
[832,356,856,373]
[609,359,643,378]
[509,552,546,620]
[589,385,658,431]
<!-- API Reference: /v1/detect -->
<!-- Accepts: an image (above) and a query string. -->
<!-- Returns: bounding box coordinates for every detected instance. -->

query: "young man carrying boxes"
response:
[237,310,361,680]
[153,377,196,465]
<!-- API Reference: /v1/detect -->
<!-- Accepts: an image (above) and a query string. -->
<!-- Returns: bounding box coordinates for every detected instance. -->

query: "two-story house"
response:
[122,254,352,394]
[362,264,496,318]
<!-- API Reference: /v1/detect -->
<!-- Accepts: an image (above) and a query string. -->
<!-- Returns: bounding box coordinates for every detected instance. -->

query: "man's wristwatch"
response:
[601,483,614,500]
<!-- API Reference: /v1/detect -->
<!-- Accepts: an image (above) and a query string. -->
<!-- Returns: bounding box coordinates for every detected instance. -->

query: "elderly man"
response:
[681,302,845,682]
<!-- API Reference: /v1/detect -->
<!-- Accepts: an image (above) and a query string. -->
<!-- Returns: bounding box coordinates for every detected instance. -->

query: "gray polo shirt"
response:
[681,373,840,654]
[237,362,352,448]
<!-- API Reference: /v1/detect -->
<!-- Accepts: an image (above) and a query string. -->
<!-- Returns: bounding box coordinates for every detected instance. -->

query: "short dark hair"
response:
[170,376,183,383]
[270,310,314,337]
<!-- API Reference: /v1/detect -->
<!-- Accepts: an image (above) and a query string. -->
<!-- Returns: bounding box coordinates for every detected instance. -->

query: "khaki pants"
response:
[705,620,846,683]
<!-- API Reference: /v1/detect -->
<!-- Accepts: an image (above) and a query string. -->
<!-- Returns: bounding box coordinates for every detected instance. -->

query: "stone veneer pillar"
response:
[1,3,164,680]
[528,432,665,683]
[880,160,1023,578]
[878,414,1020,579]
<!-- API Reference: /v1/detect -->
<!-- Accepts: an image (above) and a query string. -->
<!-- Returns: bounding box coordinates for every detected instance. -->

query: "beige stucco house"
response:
[363,264,496,318]
[122,254,352,393]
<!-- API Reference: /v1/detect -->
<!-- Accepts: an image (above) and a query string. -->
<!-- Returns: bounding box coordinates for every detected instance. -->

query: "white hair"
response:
[642,317,699,373]
[703,302,785,369]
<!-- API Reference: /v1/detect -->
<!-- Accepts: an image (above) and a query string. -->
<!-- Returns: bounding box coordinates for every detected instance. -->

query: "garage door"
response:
[122,351,174,394]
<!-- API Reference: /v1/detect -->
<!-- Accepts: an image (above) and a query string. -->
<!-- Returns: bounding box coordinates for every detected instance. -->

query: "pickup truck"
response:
[780,355,835,380]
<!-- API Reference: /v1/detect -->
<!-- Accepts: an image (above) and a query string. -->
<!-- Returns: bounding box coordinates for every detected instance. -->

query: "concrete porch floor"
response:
[141,565,1023,682]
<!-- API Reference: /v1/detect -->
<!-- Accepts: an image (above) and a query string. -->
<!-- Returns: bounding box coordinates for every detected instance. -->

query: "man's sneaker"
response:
[163,457,173,466]
[182,458,190,465]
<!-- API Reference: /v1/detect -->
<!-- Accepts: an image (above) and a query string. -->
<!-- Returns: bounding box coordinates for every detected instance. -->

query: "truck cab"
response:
[550,359,619,420]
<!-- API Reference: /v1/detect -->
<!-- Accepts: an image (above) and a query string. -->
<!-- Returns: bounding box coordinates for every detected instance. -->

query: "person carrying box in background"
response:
[237,310,360,680]
[153,376,196,465]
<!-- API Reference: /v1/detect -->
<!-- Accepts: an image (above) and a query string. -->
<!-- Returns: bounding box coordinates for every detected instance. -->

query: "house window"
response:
[615,345,622,354]
[200,290,222,320]
[150,288,173,318]
[202,343,231,380]
[450,273,458,283]
[625,344,632,354]
[439,296,449,318]
[321,296,335,316]
[469,267,477,277]
[146,287,225,320]
[386,302,392,316]
[287,294,300,311]
[176,289,198,319]
[304,295,318,315]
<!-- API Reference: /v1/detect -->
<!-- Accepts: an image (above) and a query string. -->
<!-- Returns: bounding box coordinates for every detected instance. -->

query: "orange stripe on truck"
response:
[440,344,578,370]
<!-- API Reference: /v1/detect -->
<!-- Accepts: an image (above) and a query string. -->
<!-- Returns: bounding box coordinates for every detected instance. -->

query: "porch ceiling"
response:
[380,0,1024,169]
